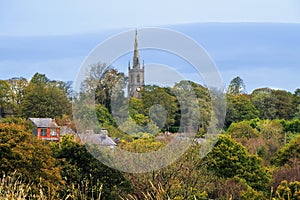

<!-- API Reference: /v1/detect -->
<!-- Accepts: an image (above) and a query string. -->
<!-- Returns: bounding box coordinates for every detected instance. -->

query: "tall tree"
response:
[0,121,62,189]
[21,74,71,119]
[205,135,271,193]
[227,76,246,95]
[30,73,50,85]
[225,94,259,128]
[7,77,28,115]
[50,80,73,99]
[251,88,275,119]
[294,88,300,97]
[83,63,126,112]
[0,80,10,118]
[141,86,178,129]
[251,88,294,120]
[270,135,300,167]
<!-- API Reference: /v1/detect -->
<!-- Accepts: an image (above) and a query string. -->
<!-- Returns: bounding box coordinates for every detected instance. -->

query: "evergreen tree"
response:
[227,76,246,95]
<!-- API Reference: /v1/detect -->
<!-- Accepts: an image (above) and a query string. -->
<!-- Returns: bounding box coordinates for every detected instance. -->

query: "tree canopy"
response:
[227,76,246,95]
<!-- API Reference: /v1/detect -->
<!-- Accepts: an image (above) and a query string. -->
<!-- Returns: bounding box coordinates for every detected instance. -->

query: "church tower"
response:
[128,30,144,98]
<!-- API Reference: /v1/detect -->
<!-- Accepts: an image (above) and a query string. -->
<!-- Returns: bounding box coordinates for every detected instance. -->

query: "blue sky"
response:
[0,1,300,92]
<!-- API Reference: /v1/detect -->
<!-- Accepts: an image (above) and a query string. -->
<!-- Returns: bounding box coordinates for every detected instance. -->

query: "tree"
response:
[83,63,126,112]
[227,120,259,139]
[30,73,50,85]
[294,88,300,97]
[251,88,294,120]
[123,144,217,199]
[205,135,271,193]
[50,80,73,99]
[225,94,259,128]
[141,86,178,129]
[270,135,300,167]
[0,80,10,118]
[251,88,276,119]
[174,80,211,134]
[227,76,246,95]
[7,77,28,115]
[21,74,71,119]
[0,121,62,190]
[52,135,132,199]
[272,90,294,120]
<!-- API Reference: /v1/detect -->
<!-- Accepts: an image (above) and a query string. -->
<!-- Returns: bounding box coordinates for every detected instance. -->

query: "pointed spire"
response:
[133,29,140,68]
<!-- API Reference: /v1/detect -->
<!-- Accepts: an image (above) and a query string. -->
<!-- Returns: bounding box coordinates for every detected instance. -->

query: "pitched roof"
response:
[29,118,59,128]
[60,126,76,135]
[78,133,117,147]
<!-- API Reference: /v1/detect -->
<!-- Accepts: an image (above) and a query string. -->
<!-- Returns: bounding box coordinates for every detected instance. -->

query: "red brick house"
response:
[29,118,60,141]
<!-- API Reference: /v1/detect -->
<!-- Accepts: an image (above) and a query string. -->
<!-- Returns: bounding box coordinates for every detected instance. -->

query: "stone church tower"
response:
[128,30,144,98]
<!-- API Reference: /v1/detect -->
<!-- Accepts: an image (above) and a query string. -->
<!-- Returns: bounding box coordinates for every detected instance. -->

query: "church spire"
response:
[128,29,144,98]
[133,29,140,68]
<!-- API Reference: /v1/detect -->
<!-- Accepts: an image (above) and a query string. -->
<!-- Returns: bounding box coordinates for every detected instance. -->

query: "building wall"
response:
[37,127,60,141]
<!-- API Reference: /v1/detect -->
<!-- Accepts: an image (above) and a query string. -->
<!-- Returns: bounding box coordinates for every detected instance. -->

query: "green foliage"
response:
[83,63,126,112]
[0,117,34,132]
[120,137,164,153]
[271,135,300,167]
[259,119,284,142]
[30,73,50,85]
[227,121,259,139]
[124,144,217,199]
[205,135,271,193]
[0,122,62,190]
[251,88,295,120]
[272,90,295,120]
[173,81,202,133]
[141,86,178,128]
[225,94,260,128]
[275,180,300,200]
[95,104,116,127]
[21,74,71,119]
[128,97,146,117]
[0,80,11,118]
[280,119,300,134]
[240,185,265,200]
[119,117,159,135]
[52,135,132,199]
[0,78,29,117]
[227,76,246,95]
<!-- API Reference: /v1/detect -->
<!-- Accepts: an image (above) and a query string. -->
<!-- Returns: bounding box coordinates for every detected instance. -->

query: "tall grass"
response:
[121,181,171,200]
[0,174,33,200]
[0,174,103,200]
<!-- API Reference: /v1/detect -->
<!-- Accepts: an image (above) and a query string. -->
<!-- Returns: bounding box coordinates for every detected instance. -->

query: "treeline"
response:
[1,64,300,199]
[225,76,300,128]
[0,73,73,126]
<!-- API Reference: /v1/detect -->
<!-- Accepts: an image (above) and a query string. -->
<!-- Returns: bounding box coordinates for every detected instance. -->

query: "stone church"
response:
[128,30,144,98]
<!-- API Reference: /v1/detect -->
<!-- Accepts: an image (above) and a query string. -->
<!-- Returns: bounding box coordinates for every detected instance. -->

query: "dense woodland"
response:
[0,64,300,199]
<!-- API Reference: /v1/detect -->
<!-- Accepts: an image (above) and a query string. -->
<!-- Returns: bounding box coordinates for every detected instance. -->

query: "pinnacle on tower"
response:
[133,29,140,68]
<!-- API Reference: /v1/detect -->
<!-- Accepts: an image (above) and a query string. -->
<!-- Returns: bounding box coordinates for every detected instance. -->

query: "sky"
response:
[0,1,300,92]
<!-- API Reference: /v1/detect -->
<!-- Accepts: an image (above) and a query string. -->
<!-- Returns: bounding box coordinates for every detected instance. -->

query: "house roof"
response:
[78,133,117,147]
[60,126,76,135]
[29,118,59,128]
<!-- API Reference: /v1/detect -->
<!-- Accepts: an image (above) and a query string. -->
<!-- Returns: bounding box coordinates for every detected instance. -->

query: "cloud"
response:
[0,1,299,36]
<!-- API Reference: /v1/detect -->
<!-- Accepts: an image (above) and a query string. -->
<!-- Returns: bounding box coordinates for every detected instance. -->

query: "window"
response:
[137,74,140,83]
[50,128,57,136]
[40,128,47,136]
